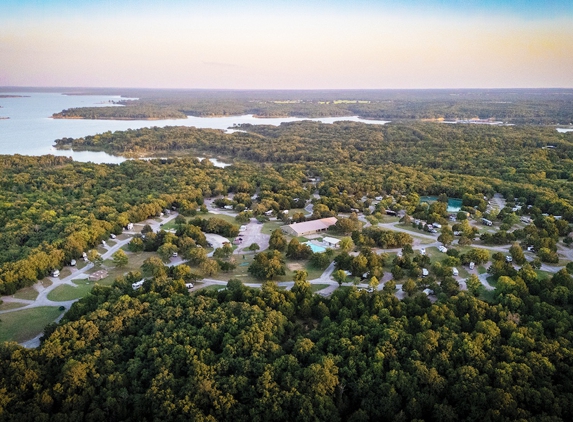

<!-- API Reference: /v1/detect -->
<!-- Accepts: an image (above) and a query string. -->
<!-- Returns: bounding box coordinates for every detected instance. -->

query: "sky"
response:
[0,0,572,89]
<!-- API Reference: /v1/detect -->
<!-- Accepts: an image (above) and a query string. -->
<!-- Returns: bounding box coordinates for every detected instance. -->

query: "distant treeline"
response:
[49,88,573,124]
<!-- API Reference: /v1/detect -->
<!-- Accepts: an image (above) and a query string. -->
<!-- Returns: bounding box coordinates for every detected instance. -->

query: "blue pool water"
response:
[419,196,462,213]
[304,242,326,253]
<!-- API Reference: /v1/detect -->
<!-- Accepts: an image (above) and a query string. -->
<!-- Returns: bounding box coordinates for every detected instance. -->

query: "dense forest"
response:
[2,269,573,420]
[52,104,187,120]
[45,88,573,124]
[55,121,573,215]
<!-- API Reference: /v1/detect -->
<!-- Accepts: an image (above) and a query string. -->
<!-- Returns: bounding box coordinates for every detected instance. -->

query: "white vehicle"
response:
[110,234,116,239]
[506,255,513,263]
[469,262,475,270]
[438,245,448,253]
[70,259,76,266]
[240,225,247,232]
[224,205,233,210]
[423,288,435,296]
[102,240,107,246]
[422,268,429,277]
[132,280,145,290]
[452,267,459,276]
[185,283,194,289]
[420,248,426,256]
[172,252,178,257]
[433,223,442,229]
[51,269,60,277]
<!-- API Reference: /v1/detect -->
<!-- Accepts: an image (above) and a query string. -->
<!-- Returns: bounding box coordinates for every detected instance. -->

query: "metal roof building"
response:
[281,217,337,237]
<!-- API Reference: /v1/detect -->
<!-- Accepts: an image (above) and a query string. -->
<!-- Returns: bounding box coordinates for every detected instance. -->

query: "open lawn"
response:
[13,286,39,301]
[262,220,284,234]
[478,265,487,274]
[311,284,330,292]
[47,280,94,302]
[0,301,27,311]
[0,307,63,343]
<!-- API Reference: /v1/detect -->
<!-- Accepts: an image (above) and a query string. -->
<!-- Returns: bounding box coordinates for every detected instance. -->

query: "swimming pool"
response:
[304,242,326,253]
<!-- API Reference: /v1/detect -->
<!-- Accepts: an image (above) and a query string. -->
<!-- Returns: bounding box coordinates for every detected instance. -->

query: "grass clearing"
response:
[58,268,72,279]
[0,307,63,343]
[480,289,496,303]
[40,278,53,288]
[47,281,94,302]
[311,284,329,292]
[0,302,27,311]
[535,270,553,280]
[203,213,237,225]
[13,286,39,301]
[262,221,284,234]
[200,284,226,292]
[478,265,487,274]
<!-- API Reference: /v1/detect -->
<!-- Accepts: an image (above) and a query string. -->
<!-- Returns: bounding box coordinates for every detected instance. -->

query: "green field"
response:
[310,284,330,292]
[0,307,63,343]
[47,280,94,302]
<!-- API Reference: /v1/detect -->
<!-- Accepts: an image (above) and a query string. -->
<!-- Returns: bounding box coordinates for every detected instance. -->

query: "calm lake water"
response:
[0,92,390,164]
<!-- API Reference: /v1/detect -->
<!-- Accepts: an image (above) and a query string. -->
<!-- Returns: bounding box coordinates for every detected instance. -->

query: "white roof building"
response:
[322,236,341,247]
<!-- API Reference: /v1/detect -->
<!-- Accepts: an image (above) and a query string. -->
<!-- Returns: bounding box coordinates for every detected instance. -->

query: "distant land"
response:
[2,87,568,124]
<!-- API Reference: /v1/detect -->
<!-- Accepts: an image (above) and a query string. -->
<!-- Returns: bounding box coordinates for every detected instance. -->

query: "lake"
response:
[0,92,390,164]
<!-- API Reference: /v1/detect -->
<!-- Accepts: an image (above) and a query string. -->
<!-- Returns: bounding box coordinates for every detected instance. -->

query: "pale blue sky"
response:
[0,0,572,88]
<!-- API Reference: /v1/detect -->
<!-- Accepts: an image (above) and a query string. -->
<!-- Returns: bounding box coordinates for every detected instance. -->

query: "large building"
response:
[281,217,337,237]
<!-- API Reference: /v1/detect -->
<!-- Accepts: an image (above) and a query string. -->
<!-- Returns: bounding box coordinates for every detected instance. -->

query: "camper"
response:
[469,262,475,270]
[438,245,448,253]
[51,269,60,277]
[132,280,144,290]
[422,268,429,277]
[70,259,76,266]
[110,233,116,239]
[482,218,493,226]
[506,255,513,263]
[420,248,426,256]
[185,283,194,289]
[452,268,459,276]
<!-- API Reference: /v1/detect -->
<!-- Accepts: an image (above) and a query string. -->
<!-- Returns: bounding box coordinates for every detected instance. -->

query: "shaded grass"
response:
[311,284,330,292]
[13,286,38,301]
[0,307,63,343]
